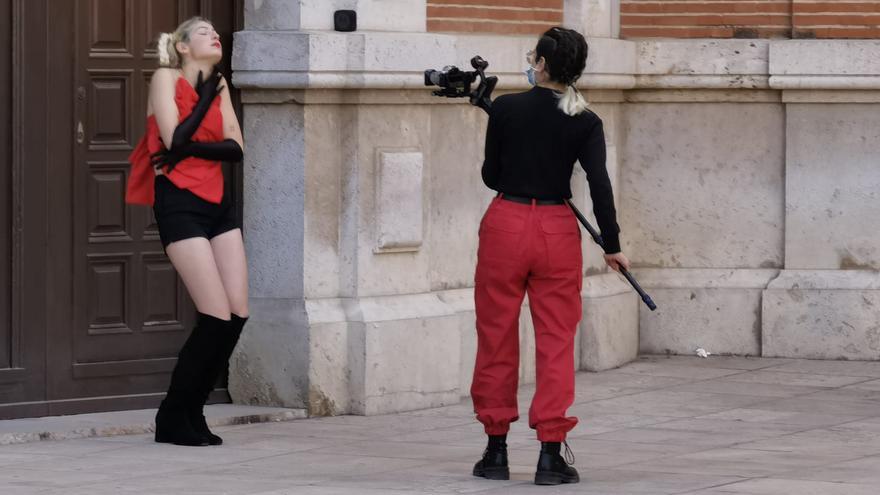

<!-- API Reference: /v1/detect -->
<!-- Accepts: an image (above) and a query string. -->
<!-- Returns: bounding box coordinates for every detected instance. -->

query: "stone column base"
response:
[763,270,880,360]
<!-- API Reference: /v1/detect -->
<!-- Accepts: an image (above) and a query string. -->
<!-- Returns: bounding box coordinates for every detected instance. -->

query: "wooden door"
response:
[41,0,242,415]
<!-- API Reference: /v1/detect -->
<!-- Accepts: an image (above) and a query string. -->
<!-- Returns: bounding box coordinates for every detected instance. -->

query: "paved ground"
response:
[1,355,879,494]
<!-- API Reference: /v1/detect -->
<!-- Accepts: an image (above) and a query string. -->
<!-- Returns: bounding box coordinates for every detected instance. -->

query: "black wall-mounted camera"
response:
[334,10,357,32]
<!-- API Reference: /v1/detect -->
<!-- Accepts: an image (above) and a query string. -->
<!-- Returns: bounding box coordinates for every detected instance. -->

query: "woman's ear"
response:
[535,56,547,74]
[175,40,189,57]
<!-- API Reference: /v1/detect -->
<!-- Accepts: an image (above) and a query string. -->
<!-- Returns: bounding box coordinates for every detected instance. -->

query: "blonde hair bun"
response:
[157,32,174,67]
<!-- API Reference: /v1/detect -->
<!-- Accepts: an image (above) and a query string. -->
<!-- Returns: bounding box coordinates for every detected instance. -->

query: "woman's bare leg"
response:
[166,237,232,320]
[210,228,249,317]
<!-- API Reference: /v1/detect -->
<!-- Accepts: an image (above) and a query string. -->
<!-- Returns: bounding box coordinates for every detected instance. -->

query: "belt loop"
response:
[531,198,536,211]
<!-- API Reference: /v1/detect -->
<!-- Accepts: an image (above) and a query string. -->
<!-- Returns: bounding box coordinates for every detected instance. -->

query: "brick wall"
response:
[423,1,880,39]
[621,0,880,39]
[427,0,564,35]
[794,1,880,38]
[621,1,793,39]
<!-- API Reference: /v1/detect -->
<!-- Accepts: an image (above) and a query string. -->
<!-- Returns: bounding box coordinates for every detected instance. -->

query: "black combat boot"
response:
[473,434,510,480]
[534,441,579,485]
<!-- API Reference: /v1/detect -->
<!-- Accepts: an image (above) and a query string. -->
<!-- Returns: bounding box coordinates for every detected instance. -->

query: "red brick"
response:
[622,2,791,15]
[621,14,791,27]
[793,2,880,14]
[427,19,556,35]
[428,6,562,23]
[427,0,562,9]
[796,26,880,38]
[794,14,880,26]
[621,26,736,38]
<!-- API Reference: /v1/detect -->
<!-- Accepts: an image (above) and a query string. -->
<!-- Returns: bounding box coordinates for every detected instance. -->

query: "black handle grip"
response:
[565,200,657,312]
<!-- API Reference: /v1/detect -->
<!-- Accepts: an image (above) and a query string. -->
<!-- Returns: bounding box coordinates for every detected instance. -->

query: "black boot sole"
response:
[473,466,510,480]
[190,414,223,445]
[154,432,210,447]
[534,470,580,485]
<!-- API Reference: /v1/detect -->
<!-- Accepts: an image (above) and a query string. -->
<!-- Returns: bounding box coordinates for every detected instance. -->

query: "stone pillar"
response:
[565,0,620,39]
[233,0,468,416]
[762,41,880,360]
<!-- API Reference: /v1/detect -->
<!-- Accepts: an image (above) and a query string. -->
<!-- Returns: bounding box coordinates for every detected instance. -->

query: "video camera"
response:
[424,56,498,113]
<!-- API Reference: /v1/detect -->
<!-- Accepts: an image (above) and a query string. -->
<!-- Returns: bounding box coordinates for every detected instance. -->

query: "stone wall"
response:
[231,0,880,417]
[629,40,880,362]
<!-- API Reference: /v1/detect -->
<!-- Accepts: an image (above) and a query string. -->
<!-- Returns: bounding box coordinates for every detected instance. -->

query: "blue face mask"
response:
[525,66,536,86]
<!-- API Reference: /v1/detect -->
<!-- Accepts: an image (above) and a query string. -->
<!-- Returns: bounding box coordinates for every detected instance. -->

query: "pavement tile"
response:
[717,371,872,388]
[768,360,880,378]
[1,357,878,495]
[686,478,879,495]
[615,447,858,478]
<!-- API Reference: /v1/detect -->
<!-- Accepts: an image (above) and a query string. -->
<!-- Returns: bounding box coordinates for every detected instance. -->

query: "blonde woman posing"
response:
[127,17,247,447]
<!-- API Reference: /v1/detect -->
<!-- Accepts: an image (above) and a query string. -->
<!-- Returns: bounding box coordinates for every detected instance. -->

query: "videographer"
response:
[470,27,630,486]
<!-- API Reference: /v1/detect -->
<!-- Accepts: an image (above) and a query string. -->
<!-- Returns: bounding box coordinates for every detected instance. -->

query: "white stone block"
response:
[637,40,770,76]
[770,40,880,76]
[581,274,639,371]
[375,150,424,253]
[639,288,762,357]
[244,0,302,30]
[243,104,305,300]
[355,0,426,32]
[425,105,488,291]
[229,298,310,409]
[764,291,880,360]
[308,320,351,415]
[785,104,880,270]
[346,294,461,415]
[620,103,785,268]
[634,269,777,356]
[565,0,618,39]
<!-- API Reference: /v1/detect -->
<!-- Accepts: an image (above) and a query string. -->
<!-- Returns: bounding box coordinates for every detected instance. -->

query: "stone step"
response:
[0,405,307,446]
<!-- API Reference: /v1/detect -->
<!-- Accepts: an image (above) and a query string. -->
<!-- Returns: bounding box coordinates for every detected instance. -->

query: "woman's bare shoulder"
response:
[150,67,179,87]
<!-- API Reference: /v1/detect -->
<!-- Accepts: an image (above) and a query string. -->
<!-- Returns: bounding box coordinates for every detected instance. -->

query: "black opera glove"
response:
[168,70,225,151]
[152,139,243,173]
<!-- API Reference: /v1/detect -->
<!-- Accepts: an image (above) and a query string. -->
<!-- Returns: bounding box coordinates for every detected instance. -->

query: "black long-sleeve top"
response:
[482,86,621,254]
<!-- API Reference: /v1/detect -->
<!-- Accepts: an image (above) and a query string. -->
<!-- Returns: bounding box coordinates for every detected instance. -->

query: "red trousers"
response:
[471,197,583,442]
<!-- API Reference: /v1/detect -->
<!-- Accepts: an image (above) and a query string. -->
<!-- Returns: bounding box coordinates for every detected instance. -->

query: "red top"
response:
[126,77,225,205]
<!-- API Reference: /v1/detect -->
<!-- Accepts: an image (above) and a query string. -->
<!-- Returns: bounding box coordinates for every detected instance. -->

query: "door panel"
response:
[0,0,50,418]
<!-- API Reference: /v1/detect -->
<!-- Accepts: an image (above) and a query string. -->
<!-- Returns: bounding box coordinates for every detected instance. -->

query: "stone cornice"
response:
[232,33,880,93]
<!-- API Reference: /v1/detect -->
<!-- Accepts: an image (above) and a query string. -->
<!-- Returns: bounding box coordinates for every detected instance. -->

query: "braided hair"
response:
[534,27,589,116]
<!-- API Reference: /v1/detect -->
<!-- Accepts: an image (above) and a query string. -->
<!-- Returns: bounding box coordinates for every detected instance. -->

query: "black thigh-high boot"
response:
[154,313,225,446]
[534,441,580,485]
[189,313,248,445]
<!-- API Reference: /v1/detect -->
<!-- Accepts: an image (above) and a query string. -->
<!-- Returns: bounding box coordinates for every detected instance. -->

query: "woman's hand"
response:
[195,70,225,104]
[151,146,188,173]
[604,252,631,272]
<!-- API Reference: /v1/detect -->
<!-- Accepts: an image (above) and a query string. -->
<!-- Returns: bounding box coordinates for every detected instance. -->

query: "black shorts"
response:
[153,175,240,248]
